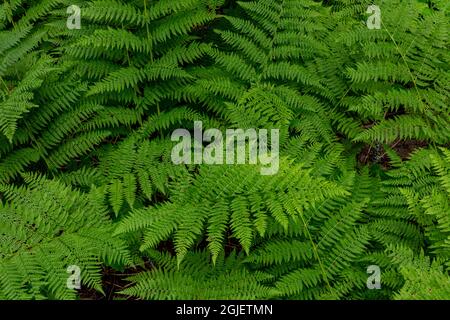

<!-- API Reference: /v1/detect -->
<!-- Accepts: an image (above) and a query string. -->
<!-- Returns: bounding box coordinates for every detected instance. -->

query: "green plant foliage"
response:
[389,246,450,300]
[0,0,448,300]
[0,173,130,299]
[120,250,279,300]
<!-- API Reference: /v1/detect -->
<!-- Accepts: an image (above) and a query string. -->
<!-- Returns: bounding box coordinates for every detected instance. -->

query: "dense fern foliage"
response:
[0,0,448,300]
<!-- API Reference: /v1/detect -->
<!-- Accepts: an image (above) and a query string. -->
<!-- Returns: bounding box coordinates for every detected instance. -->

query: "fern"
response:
[0,0,448,301]
[0,173,130,299]
[120,250,278,300]
[389,246,450,300]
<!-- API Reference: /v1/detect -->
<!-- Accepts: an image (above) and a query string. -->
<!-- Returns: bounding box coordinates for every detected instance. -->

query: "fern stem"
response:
[298,211,333,293]
[143,0,153,62]
[0,76,9,93]
[381,23,427,113]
